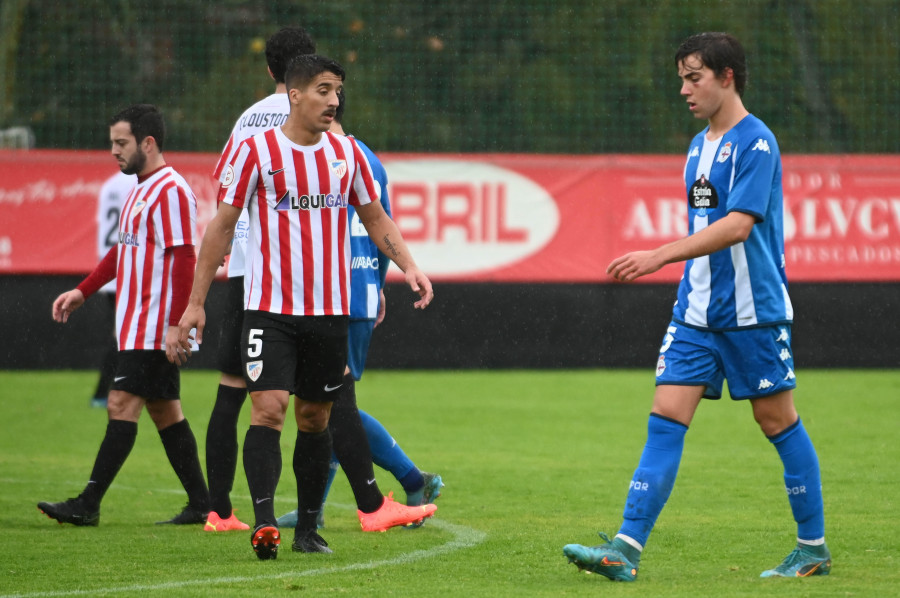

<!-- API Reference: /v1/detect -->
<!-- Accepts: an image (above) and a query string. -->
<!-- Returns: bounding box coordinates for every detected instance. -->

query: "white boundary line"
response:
[5,489,486,598]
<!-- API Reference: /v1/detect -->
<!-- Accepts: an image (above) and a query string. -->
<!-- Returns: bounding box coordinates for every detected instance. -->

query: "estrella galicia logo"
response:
[275,191,349,211]
[689,174,718,215]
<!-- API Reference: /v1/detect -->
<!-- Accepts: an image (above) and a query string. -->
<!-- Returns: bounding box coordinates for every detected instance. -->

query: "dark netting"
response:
[3,0,898,153]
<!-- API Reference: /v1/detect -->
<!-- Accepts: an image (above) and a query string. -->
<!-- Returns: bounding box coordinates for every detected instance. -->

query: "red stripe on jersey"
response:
[118,183,144,349]
[323,137,350,314]
[313,147,335,314]
[348,136,378,207]
[291,146,315,314]
[267,130,293,314]
[251,167,269,311]
[159,182,176,251]
[154,236,173,347]
[213,135,235,180]
[227,142,257,210]
[119,243,139,349]
[266,129,290,313]
[134,196,161,349]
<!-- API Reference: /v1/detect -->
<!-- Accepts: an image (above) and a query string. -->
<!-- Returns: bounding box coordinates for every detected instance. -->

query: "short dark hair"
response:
[335,89,346,123]
[284,54,345,91]
[109,104,166,150]
[675,32,748,96]
[266,27,316,83]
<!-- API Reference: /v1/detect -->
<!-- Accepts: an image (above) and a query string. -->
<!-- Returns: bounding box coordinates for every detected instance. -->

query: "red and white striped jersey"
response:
[115,166,198,350]
[218,127,379,316]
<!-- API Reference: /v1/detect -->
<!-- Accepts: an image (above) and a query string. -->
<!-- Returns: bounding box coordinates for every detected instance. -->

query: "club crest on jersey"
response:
[246,360,263,382]
[222,165,235,187]
[329,160,347,178]
[129,198,147,218]
[716,141,733,163]
[689,174,718,214]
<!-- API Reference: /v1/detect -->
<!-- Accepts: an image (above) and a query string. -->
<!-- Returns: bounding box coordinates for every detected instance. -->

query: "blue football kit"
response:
[346,138,392,381]
[657,114,796,400]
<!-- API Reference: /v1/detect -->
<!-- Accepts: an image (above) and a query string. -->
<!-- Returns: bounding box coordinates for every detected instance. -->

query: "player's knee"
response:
[146,400,184,429]
[107,391,143,422]
[296,402,330,433]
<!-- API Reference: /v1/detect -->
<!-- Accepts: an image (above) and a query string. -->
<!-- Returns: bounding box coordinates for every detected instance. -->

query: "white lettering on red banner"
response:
[1,150,898,282]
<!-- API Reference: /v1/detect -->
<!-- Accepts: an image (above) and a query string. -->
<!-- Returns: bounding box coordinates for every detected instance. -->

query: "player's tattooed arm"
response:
[382,234,400,260]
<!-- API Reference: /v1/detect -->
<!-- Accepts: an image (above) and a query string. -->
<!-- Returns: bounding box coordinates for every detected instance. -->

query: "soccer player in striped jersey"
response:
[39,104,210,527]
[203,27,439,536]
[202,26,316,534]
[276,90,444,531]
[178,55,435,559]
[564,33,830,581]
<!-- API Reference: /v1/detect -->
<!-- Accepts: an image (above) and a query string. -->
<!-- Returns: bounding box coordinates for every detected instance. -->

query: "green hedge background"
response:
[2,0,897,154]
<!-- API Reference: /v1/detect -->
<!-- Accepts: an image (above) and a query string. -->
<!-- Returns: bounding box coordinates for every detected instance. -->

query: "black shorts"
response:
[241,310,348,402]
[111,350,180,400]
[216,276,245,376]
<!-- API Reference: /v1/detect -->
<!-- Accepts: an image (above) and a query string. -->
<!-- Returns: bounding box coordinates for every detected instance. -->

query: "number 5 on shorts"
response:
[247,328,264,358]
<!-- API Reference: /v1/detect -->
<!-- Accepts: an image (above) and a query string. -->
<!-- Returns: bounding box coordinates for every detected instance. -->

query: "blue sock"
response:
[321,456,340,505]
[768,419,825,542]
[359,410,419,489]
[617,414,688,549]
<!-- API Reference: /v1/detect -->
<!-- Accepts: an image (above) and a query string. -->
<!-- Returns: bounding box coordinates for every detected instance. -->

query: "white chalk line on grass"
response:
[5,486,486,598]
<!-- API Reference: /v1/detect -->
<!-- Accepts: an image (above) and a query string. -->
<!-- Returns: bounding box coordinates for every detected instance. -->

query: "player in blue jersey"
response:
[563,32,830,581]
[276,90,443,530]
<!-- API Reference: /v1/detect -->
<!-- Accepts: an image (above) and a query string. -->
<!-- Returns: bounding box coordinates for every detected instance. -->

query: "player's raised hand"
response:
[51,289,85,323]
[404,267,434,309]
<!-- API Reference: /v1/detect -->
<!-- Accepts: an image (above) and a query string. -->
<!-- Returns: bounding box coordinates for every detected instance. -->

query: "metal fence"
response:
[2,0,898,154]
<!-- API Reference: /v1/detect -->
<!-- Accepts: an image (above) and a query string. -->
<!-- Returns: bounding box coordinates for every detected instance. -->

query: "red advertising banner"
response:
[1,150,898,282]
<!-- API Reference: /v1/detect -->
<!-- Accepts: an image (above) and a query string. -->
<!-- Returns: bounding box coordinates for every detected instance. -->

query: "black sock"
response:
[243,425,281,526]
[81,420,137,508]
[159,419,210,510]
[329,376,383,513]
[206,384,247,516]
[293,428,333,530]
[92,337,118,398]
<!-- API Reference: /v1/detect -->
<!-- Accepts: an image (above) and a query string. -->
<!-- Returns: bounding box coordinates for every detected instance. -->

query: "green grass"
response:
[1,369,898,597]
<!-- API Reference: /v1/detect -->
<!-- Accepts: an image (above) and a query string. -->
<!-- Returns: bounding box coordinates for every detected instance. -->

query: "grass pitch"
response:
[1,369,898,597]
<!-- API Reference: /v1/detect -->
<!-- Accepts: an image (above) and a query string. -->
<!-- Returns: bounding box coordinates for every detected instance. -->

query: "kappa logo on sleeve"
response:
[752,138,771,153]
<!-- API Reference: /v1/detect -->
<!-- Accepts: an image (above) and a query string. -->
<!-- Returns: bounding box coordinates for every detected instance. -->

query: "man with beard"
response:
[39,104,210,527]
